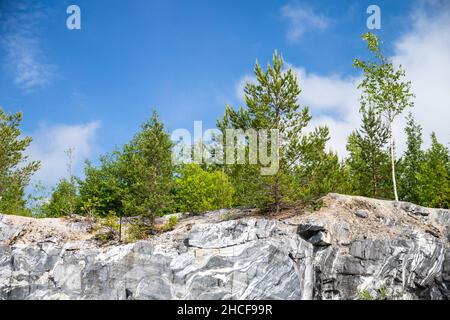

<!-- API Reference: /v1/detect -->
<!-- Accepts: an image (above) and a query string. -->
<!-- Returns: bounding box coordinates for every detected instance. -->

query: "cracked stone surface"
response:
[0,194,449,300]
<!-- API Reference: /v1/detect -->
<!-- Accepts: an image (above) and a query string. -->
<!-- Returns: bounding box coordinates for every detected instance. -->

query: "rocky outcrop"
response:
[0,194,449,300]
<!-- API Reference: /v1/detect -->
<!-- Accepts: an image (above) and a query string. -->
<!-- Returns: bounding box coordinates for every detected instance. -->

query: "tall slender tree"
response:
[353,33,414,201]
[119,111,174,222]
[217,51,324,212]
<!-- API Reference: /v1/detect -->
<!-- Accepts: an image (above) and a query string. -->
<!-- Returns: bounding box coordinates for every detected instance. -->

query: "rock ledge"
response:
[0,194,449,300]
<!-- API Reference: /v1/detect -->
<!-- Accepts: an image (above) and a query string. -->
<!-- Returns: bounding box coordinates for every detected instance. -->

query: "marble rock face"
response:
[0,194,449,300]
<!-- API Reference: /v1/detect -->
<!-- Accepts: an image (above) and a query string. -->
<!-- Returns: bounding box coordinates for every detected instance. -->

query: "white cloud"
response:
[293,67,359,115]
[236,3,450,157]
[391,3,450,151]
[292,68,360,155]
[0,2,56,91]
[281,3,330,42]
[27,122,101,186]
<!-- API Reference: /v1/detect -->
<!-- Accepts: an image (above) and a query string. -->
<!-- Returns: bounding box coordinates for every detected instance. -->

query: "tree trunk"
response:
[119,216,122,243]
[274,174,281,213]
[371,152,377,197]
[389,120,399,202]
[275,187,280,213]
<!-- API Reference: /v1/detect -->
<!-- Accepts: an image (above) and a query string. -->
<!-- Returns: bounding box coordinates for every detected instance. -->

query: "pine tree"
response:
[353,33,414,201]
[399,113,424,203]
[78,111,174,240]
[417,133,450,208]
[294,128,350,203]
[217,51,322,212]
[0,108,40,215]
[345,107,391,198]
[119,111,174,222]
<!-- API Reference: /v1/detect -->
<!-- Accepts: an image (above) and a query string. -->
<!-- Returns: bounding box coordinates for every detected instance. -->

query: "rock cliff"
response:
[0,194,449,300]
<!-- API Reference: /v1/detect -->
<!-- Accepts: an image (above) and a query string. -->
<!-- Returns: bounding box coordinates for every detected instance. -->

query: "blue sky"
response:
[1,0,449,188]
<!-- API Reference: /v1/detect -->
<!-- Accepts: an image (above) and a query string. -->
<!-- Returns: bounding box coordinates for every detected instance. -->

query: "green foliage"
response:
[120,111,174,220]
[358,290,374,300]
[292,127,350,203]
[223,163,265,209]
[417,133,450,208]
[78,155,126,217]
[0,108,40,215]
[25,181,49,217]
[399,113,424,203]
[345,107,391,198]
[41,178,79,217]
[353,33,414,120]
[95,214,120,244]
[174,163,234,213]
[5,33,450,225]
[217,51,329,211]
[78,111,174,221]
[162,215,178,231]
[168,215,178,228]
[377,287,388,300]
[358,287,389,300]
[125,219,152,242]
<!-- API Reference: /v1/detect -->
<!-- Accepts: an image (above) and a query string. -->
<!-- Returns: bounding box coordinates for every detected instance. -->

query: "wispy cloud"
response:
[0,1,56,92]
[281,2,330,42]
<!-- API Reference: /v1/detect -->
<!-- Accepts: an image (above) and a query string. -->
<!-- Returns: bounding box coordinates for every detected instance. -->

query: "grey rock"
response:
[0,194,449,300]
[297,221,332,246]
[297,221,326,238]
[354,210,369,219]
[0,216,22,242]
[400,202,430,216]
[308,231,332,246]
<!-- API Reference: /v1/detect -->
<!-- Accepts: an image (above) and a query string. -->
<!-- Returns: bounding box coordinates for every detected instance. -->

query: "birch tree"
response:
[353,33,414,201]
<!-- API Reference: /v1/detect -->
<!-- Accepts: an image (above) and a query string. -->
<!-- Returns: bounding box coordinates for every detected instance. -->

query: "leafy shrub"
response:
[358,287,389,300]
[41,178,79,217]
[78,157,127,218]
[125,219,151,242]
[174,164,234,213]
[95,214,120,244]
[167,215,178,229]
[377,287,388,300]
[358,290,374,300]
[78,112,174,221]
